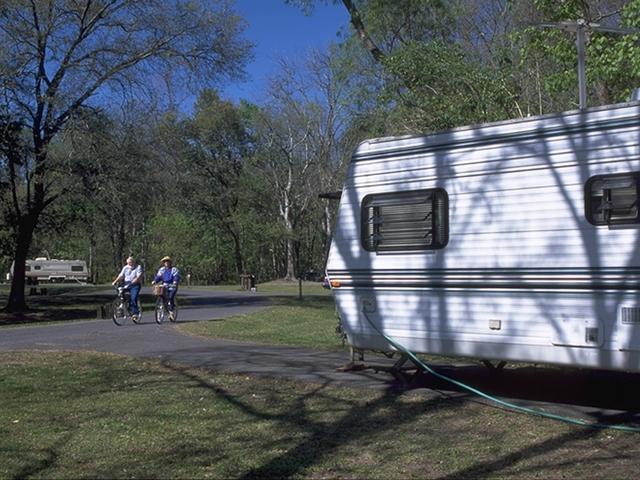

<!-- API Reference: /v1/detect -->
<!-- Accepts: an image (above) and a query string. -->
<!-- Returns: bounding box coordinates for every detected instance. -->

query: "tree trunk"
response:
[271,243,277,277]
[285,236,296,281]
[231,231,244,276]
[111,212,126,271]
[322,202,333,267]
[140,217,148,284]
[89,217,97,283]
[282,194,296,281]
[5,215,37,313]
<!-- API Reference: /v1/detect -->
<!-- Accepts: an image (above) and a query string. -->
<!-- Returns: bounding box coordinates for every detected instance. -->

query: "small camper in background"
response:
[9,257,89,283]
[326,95,640,373]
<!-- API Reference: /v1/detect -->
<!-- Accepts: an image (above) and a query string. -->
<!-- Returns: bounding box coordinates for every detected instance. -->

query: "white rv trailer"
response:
[326,98,640,373]
[9,258,89,283]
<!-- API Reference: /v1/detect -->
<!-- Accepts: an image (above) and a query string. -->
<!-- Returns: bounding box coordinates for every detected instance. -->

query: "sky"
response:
[220,0,350,103]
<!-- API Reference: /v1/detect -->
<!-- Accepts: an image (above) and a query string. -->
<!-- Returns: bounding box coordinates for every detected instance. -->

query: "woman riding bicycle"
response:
[112,256,143,322]
[152,256,180,319]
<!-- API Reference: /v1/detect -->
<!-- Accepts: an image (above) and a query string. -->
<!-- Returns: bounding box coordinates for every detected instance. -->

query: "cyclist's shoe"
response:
[131,314,139,323]
[169,311,175,321]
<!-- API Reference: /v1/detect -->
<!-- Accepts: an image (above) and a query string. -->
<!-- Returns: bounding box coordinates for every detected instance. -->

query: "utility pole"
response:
[535,20,635,110]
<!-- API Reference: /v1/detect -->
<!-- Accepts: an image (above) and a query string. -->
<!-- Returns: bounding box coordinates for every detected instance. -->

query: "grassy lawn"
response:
[0,281,327,326]
[188,279,331,297]
[0,284,158,326]
[2,283,640,478]
[0,281,343,351]
[244,280,330,296]
[179,295,344,350]
[2,350,639,479]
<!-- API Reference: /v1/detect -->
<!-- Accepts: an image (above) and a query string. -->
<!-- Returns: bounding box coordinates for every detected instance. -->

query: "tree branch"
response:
[341,0,385,63]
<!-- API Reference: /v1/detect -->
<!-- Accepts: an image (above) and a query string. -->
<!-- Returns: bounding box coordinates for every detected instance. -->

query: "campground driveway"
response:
[0,288,396,390]
[2,287,640,427]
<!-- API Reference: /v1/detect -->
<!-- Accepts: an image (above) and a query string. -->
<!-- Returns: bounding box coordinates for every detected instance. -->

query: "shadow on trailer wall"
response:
[326,95,640,373]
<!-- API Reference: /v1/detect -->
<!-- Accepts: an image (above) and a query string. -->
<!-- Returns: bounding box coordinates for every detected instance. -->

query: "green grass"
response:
[179,295,344,350]
[193,279,331,296]
[0,284,161,326]
[0,281,328,326]
[0,285,111,324]
[2,351,639,479]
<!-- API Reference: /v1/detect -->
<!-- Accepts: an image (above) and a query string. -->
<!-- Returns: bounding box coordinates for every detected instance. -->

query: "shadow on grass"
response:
[0,288,280,326]
[175,295,272,309]
[0,286,114,326]
[436,427,599,480]
[397,363,640,423]
[266,295,335,309]
[0,289,208,326]
[161,361,447,478]
[9,433,73,480]
[0,294,149,326]
[4,353,634,478]
[160,361,606,479]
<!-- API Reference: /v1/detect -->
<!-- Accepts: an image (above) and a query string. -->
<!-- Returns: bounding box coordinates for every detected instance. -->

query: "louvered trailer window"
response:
[362,189,449,252]
[585,172,640,227]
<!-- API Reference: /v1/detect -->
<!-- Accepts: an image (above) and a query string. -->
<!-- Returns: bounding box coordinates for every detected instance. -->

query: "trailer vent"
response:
[621,306,640,324]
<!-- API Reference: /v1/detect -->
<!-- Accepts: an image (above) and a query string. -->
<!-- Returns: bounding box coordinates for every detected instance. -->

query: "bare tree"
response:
[253,51,348,281]
[0,0,251,311]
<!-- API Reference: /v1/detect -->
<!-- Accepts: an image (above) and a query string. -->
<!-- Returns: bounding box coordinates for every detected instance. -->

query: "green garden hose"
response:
[362,309,640,433]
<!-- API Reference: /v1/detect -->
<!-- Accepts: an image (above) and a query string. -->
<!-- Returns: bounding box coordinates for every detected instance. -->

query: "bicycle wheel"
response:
[112,298,127,326]
[169,299,179,322]
[155,297,167,324]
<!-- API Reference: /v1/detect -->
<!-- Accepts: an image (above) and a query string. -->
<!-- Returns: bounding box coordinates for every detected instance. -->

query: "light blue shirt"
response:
[119,265,142,283]
[154,266,180,285]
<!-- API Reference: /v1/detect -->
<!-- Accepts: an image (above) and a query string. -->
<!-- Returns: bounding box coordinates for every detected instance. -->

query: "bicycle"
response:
[153,283,179,324]
[112,285,142,326]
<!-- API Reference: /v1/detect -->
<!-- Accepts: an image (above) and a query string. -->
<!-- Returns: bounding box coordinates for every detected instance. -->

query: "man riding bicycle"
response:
[152,256,180,319]
[112,256,143,322]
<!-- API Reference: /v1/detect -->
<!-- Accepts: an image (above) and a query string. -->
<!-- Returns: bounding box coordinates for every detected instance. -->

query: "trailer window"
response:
[71,265,84,272]
[362,188,448,252]
[586,173,640,226]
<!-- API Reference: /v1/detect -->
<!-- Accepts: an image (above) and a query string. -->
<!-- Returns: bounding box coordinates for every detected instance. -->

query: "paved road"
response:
[0,288,396,390]
[2,287,640,427]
